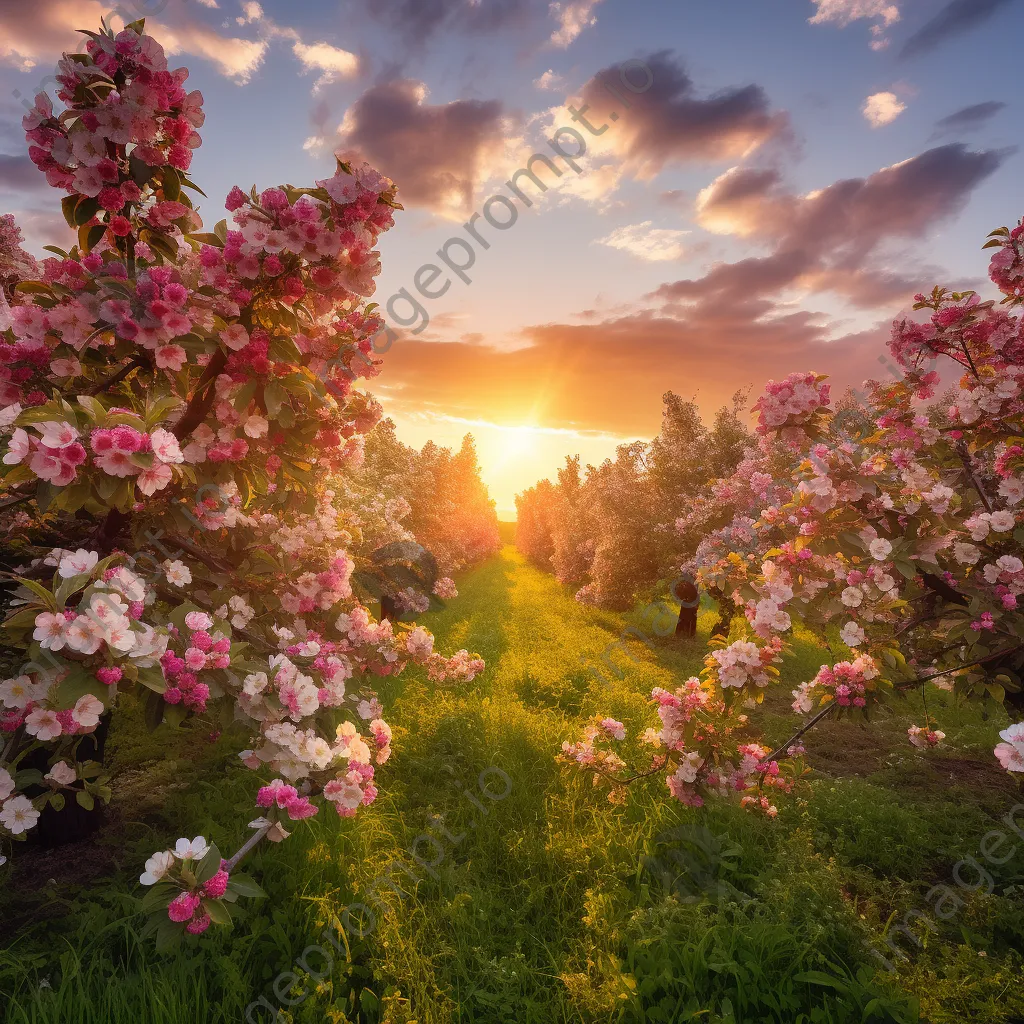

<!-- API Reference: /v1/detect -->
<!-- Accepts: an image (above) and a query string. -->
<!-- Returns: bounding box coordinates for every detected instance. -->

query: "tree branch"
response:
[85,354,151,396]
[955,439,993,513]
[894,647,1023,691]
[172,349,228,441]
[759,700,839,766]
[761,646,1024,768]
[224,821,273,872]
[0,487,34,512]
[163,533,234,576]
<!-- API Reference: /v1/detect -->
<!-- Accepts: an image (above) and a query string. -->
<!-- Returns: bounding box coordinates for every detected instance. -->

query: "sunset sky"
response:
[1,0,1021,515]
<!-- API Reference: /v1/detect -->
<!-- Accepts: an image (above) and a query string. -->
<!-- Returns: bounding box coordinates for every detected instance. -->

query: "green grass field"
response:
[3,545,1023,1023]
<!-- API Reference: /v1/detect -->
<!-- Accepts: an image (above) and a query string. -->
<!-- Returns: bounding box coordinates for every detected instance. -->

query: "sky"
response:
[1,0,1021,516]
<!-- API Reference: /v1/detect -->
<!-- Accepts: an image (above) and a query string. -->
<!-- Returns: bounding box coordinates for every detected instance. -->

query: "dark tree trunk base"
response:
[673,579,700,639]
[22,715,110,849]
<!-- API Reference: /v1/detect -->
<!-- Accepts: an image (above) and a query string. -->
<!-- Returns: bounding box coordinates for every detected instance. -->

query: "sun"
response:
[480,423,545,488]
[497,424,541,461]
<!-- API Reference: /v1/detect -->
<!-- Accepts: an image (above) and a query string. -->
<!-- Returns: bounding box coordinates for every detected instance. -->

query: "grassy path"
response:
[332,546,1021,1024]
[2,546,1022,1023]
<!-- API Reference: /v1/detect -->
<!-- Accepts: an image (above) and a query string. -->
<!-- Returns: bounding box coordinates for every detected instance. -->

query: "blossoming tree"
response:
[562,217,1024,814]
[0,19,483,945]
[515,392,751,609]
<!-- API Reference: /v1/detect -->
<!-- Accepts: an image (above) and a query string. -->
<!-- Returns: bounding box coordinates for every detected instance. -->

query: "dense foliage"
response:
[0,19,485,945]
[358,419,500,581]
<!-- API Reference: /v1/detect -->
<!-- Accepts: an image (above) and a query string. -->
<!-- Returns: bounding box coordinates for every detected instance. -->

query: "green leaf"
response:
[61,195,79,229]
[75,395,108,423]
[264,382,286,419]
[54,668,108,707]
[3,607,40,632]
[50,792,66,811]
[54,480,93,514]
[182,180,207,198]
[153,917,184,951]
[203,898,233,927]
[136,665,167,694]
[226,873,266,899]
[188,232,224,248]
[195,844,222,884]
[140,880,178,914]
[14,281,53,296]
[74,197,101,226]
[76,791,95,811]
[54,569,93,606]
[11,576,56,611]
[35,480,58,513]
[85,223,107,251]
[162,167,181,202]
[163,704,187,729]
[233,380,258,413]
[129,152,156,187]
[794,971,850,993]
[143,688,164,731]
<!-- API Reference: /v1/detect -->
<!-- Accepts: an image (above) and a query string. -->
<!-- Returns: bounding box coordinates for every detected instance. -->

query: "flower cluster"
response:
[138,835,262,942]
[752,372,831,436]
[907,724,946,749]
[994,722,1024,772]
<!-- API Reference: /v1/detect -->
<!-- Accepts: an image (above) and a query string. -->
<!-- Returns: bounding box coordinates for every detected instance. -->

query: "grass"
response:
[2,545,1023,1023]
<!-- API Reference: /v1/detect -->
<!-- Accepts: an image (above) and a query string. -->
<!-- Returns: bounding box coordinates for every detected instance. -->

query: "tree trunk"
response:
[708,587,735,640]
[674,580,699,638]
[23,714,111,848]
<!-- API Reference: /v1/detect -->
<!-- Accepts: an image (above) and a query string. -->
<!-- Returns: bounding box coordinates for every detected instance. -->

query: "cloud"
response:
[658,189,690,208]
[694,166,784,236]
[156,20,267,82]
[693,145,1005,253]
[595,221,688,261]
[679,143,1007,309]
[534,69,566,90]
[373,144,1002,438]
[332,80,508,216]
[361,0,536,42]
[574,51,791,179]
[0,0,268,82]
[808,0,900,27]
[548,161,624,208]
[231,3,364,88]
[901,0,1016,59]
[808,0,901,49]
[6,205,75,255]
[0,154,44,192]
[862,91,906,127]
[549,0,604,47]
[930,101,1007,140]
[291,40,360,91]
[375,307,891,437]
